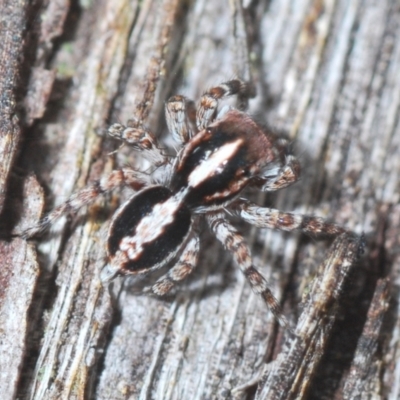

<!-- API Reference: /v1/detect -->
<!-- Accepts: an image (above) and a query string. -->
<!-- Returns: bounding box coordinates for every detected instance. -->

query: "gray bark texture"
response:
[0,0,399,399]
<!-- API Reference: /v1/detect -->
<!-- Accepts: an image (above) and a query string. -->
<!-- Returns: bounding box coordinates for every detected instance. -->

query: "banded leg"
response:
[207,212,288,327]
[21,169,149,238]
[266,154,301,191]
[108,123,167,166]
[196,79,254,130]
[165,95,197,144]
[254,136,301,192]
[144,235,200,295]
[230,199,347,237]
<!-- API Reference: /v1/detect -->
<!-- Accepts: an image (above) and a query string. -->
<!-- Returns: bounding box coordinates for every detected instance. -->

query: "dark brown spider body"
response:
[107,109,286,276]
[107,186,192,274]
[171,109,280,210]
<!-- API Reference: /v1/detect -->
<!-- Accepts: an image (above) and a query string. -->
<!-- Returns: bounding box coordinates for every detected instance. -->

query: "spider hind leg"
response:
[207,212,289,327]
[145,235,200,295]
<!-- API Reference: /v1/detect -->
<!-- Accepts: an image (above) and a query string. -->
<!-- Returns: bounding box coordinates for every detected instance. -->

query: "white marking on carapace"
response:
[188,139,243,188]
[119,196,182,261]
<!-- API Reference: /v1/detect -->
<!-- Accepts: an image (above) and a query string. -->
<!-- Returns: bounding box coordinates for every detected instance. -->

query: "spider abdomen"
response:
[107,186,192,275]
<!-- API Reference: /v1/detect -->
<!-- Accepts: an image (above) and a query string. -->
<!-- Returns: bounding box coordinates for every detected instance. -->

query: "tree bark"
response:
[0,0,399,399]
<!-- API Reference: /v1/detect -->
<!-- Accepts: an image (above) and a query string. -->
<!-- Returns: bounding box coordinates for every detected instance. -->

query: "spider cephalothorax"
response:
[23,80,347,326]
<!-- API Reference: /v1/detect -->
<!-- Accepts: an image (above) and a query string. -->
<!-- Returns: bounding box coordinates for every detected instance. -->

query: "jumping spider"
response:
[22,79,347,327]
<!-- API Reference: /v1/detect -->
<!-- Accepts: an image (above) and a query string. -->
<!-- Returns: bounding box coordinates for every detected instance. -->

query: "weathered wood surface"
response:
[0,0,399,399]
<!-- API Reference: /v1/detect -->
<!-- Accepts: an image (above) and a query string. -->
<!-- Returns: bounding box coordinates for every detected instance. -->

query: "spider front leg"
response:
[230,199,347,237]
[108,122,167,166]
[21,169,149,239]
[258,151,301,192]
[165,95,197,144]
[144,234,200,295]
[207,212,289,327]
[196,79,254,130]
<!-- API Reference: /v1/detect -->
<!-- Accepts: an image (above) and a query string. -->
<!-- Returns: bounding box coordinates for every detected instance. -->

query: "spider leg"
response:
[230,199,347,237]
[108,123,167,166]
[255,139,301,192]
[165,95,197,144]
[21,169,149,238]
[207,212,289,327]
[196,79,254,130]
[144,234,200,295]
